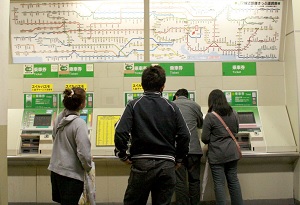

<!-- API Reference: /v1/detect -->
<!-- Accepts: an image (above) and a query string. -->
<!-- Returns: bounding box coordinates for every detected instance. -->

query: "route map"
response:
[10,0,282,63]
[10,1,144,63]
[150,0,283,61]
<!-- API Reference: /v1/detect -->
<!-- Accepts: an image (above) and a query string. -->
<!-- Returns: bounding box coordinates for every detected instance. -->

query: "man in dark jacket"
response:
[114,65,190,205]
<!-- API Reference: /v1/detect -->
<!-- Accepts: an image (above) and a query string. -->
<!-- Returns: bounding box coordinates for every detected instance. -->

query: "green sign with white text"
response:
[58,64,94,78]
[23,64,58,78]
[23,64,94,78]
[222,62,256,76]
[24,93,58,109]
[124,63,195,77]
[224,91,257,106]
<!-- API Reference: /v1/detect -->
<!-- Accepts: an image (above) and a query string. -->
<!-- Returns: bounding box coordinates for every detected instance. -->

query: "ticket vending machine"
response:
[7,92,94,157]
[19,109,56,155]
[234,106,266,152]
[90,91,195,156]
[7,93,58,156]
[225,90,297,153]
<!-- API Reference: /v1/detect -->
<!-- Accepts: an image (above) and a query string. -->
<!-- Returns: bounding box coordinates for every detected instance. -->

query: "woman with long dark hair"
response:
[201,89,243,205]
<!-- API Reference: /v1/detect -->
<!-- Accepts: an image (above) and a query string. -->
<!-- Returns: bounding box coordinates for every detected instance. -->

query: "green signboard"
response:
[58,64,94,78]
[23,64,58,78]
[222,62,256,76]
[224,91,257,106]
[23,64,94,78]
[124,63,195,77]
[24,94,58,109]
[124,91,195,106]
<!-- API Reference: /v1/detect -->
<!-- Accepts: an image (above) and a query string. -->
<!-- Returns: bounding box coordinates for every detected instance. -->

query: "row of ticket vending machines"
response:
[7,91,298,158]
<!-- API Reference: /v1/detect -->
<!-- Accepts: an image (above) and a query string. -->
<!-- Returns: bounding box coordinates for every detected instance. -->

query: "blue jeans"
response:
[175,154,201,205]
[124,159,176,205]
[210,160,243,205]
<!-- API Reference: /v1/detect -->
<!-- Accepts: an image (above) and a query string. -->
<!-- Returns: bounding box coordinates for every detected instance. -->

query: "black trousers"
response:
[124,159,176,205]
[51,171,83,205]
[175,154,202,205]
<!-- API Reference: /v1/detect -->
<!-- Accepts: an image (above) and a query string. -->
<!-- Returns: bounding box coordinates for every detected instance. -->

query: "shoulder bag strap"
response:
[212,111,242,159]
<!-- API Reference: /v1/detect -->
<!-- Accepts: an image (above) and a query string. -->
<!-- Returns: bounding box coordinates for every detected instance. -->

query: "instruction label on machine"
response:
[96,115,120,146]
[24,93,58,109]
[224,90,261,128]
[31,84,53,92]
[224,91,257,106]
[65,84,87,91]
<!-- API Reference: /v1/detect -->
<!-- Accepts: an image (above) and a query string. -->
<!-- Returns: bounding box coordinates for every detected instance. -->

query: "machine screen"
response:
[237,112,255,124]
[80,114,88,123]
[33,114,52,126]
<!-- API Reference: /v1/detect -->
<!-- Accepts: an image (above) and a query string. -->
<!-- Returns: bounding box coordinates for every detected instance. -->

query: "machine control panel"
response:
[19,109,56,155]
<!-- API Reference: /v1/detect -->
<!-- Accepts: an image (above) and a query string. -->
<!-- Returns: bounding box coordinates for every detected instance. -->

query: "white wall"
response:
[7,56,294,204]
[291,0,300,201]
[5,0,300,204]
[0,0,9,204]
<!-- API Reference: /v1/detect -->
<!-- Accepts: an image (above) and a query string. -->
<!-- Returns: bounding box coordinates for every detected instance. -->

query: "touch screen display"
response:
[237,112,255,124]
[33,114,52,126]
[80,114,88,123]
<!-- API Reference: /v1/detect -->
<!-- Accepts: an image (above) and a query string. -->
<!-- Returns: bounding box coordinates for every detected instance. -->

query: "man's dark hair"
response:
[142,65,166,92]
[175,88,189,98]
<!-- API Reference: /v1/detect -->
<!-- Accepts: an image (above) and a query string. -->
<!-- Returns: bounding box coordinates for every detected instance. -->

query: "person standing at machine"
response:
[173,88,203,205]
[48,87,92,205]
[114,65,190,205]
[201,89,243,205]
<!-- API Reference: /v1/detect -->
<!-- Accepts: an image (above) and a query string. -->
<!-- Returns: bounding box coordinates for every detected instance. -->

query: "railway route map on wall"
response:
[10,1,144,63]
[10,0,282,63]
[150,0,283,61]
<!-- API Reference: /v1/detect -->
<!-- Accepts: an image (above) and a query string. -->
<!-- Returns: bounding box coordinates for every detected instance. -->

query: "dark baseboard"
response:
[8,199,296,205]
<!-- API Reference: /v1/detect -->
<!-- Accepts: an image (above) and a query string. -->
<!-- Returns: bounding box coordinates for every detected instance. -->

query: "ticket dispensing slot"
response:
[39,134,53,155]
[20,134,40,154]
[236,133,250,151]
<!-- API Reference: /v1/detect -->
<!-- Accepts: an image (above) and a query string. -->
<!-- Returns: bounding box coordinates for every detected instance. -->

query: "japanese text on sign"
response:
[132,83,143,91]
[65,84,87,91]
[31,84,53,92]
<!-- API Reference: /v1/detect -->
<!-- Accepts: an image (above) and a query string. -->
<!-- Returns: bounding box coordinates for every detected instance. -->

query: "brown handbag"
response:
[212,111,242,159]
